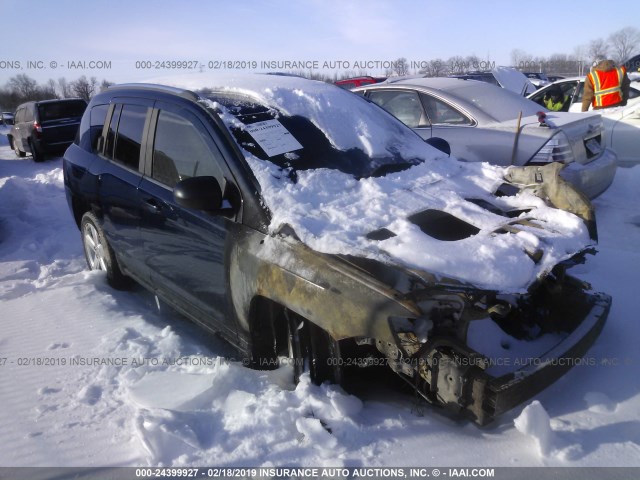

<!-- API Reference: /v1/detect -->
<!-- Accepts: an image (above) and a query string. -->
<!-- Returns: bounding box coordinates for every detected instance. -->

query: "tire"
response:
[29,141,45,162]
[11,138,26,158]
[287,311,342,386]
[80,212,131,289]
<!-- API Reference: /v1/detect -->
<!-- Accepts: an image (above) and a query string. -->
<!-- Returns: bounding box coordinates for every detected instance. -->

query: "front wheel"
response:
[80,212,130,289]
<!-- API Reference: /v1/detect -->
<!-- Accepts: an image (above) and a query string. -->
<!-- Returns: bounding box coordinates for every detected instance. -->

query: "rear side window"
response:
[113,104,148,170]
[89,105,108,152]
[38,101,86,122]
[368,90,429,128]
[420,93,473,126]
[151,110,224,188]
[15,108,24,123]
[24,107,34,122]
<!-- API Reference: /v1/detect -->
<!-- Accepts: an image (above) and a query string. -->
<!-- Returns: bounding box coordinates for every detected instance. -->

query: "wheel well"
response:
[71,197,90,229]
[247,296,291,368]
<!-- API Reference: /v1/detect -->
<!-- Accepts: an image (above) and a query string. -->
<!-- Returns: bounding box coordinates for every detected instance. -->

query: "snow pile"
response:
[514,401,556,457]
[584,392,617,414]
[101,333,370,465]
[0,165,85,299]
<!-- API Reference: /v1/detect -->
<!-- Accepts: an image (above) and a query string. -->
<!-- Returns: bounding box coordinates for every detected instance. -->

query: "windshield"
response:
[205,93,429,179]
[449,82,544,122]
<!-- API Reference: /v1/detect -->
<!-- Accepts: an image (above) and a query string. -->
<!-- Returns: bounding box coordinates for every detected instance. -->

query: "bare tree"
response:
[511,49,533,69]
[447,55,466,74]
[71,76,98,101]
[420,59,446,77]
[572,45,589,76]
[608,27,640,63]
[588,38,609,63]
[464,55,482,70]
[100,79,114,93]
[7,74,39,98]
[58,77,72,98]
[546,53,577,76]
[42,79,59,99]
[393,57,409,76]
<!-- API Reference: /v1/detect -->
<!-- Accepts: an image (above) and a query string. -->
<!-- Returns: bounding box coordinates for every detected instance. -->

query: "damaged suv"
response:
[63,75,611,425]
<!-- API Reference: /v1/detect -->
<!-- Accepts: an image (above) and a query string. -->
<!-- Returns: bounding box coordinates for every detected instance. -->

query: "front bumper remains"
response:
[416,292,611,426]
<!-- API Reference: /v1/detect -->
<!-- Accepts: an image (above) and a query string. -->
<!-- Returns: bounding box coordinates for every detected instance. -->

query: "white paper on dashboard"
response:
[245,119,303,157]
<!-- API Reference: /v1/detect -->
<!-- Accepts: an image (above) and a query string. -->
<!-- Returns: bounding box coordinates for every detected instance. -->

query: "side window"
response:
[151,110,224,188]
[79,104,109,152]
[574,82,585,103]
[113,104,148,170]
[529,89,545,106]
[420,93,473,126]
[532,83,576,112]
[368,90,429,128]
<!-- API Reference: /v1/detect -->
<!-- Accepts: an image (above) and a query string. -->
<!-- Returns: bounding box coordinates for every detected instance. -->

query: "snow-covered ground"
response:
[1,124,640,467]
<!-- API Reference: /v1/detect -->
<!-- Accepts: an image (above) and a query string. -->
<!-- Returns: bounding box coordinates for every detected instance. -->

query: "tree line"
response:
[0,75,113,110]
[1,27,637,110]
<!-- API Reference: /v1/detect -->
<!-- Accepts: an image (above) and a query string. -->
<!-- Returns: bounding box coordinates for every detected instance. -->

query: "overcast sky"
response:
[1,0,639,85]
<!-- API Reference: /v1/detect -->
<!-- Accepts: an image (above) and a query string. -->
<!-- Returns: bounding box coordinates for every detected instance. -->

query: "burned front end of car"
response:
[369,265,610,426]
[208,79,611,426]
[348,162,611,425]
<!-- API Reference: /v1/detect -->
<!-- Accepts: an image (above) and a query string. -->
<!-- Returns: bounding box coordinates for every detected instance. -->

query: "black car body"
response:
[9,98,86,161]
[63,78,610,425]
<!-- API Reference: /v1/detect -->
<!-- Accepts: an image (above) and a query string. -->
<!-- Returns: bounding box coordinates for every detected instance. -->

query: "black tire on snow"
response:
[29,141,45,162]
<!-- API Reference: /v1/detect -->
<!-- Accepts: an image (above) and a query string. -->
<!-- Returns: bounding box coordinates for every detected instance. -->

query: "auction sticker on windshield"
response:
[245,119,303,157]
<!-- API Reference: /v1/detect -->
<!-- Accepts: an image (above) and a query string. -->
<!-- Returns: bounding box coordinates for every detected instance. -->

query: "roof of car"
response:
[362,76,496,90]
[15,98,86,109]
[37,98,86,105]
[107,83,200,101]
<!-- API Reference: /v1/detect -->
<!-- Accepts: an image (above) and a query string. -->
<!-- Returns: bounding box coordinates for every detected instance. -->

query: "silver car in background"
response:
[354,78,617,198]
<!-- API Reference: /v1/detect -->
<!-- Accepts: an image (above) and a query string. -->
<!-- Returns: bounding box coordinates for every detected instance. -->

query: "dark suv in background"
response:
[9,98,87,161]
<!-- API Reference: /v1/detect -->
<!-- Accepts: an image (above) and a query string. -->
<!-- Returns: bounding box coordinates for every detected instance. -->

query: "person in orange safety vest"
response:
[582,59,630,111]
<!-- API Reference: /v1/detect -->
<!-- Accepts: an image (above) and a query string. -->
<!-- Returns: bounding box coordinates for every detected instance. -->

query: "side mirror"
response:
[425,137,451,157]
[174,176,223,212]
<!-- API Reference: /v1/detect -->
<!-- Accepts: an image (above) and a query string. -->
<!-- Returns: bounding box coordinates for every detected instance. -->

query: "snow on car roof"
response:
[149,72,431,159]
[144,73,592,292]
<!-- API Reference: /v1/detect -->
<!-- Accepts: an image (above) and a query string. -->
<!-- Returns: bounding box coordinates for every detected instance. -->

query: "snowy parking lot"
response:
[1,126,640,467]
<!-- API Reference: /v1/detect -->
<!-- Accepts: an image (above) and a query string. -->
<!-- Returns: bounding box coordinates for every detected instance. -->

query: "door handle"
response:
[144,198,162,212]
